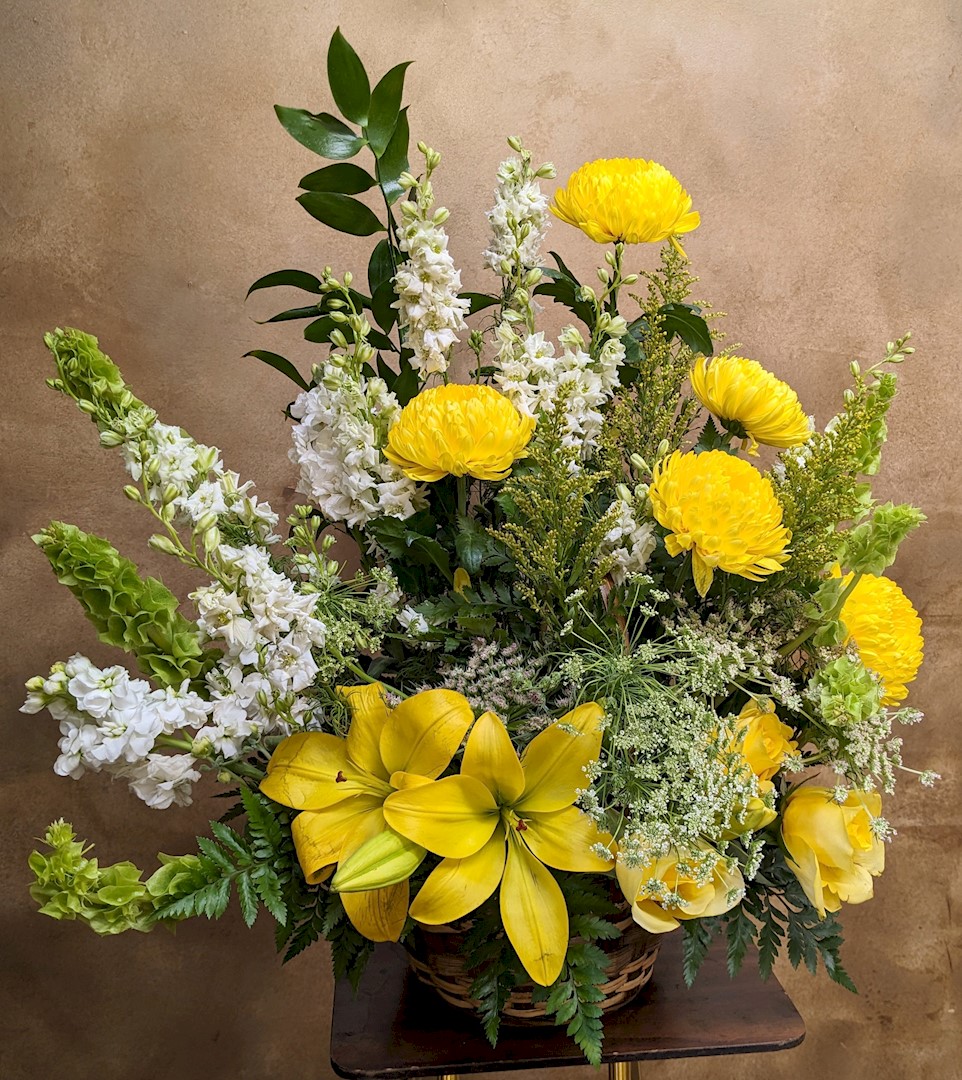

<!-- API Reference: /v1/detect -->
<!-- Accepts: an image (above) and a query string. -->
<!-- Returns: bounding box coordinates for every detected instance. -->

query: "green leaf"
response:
[533,277,595,326]
[454,517,488,575]
[237,873,259,928]
[243,350,309,391]
[660,302,713,356]
[371,281,398,333]
[274,106,365,159]
[377,108,409,204]
[296,192,385,236]
[366,62,412,156]
[368,238,395,296]
[460,292,500,316]
[548,250,582,284]
[246,269,323,298]
[252,866,288,925]
[327,28,371,125]
[303,316,338,344]
[209,821,250,863]
[298,162,377,194]
[393,356,419,405]
[256,305,323,324]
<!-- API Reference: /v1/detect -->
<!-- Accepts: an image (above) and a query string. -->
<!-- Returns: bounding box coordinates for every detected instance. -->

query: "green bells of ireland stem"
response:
[33,521,215,689]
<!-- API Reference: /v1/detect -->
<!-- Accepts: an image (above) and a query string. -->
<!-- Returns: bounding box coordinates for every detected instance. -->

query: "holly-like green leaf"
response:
[274,106,365,159]
[296,192,385,236]
[660,302,713,356]
[246,269,323,298]
[327,28,371,125]
[366,61,412,156]
[243,350,309,391]
[298,162,377,194]
[377,108,409,204]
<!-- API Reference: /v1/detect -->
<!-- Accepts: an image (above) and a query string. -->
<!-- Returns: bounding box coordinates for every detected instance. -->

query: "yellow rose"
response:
[781,786,885,917]
[734,700,798,782]
[723,701,798,835]
[616,844,744,933]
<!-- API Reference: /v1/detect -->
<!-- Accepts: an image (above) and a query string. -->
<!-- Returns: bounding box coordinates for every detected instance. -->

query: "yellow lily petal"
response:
[409,825,507,925]
[461,711,525,804]
[379,689,475,779]
[521,806,614,872]
[516,703,604,813]
[331,828,426,893]
[338,683,391,781]
[389,771,433,791]
[383,775,499,858]
[261,733,371,809]
[500,829,568,986]
[341,881,409,943]
[291,794,384,885]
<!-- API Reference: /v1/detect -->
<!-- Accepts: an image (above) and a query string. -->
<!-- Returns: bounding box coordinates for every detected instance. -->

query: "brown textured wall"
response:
[2,1,960,1077]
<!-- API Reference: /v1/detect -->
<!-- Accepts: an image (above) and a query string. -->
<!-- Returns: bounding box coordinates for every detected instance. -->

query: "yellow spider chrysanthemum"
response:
[840,572,924,705]
[648,450,791,597]
[551,158,700,255]
[384,384,535,482]
[690,356,811,455]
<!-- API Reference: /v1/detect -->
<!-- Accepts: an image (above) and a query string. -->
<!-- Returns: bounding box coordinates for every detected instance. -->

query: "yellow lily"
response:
[382,704,614,986]
[259,684,474,943]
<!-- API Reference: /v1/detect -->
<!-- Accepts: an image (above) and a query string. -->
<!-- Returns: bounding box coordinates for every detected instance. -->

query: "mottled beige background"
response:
[2,1,960,1077]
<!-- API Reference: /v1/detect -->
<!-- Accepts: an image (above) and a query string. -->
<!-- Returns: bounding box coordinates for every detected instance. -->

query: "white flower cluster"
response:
[393,166,469,376]
[289,352,426,528]
[123,421,279,545]
[483,154,552,275]
[494,323,626,456]
[21,656,206,809]
[599,499,658,584]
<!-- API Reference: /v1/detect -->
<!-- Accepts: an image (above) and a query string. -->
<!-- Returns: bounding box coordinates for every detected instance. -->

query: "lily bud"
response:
[330,831,426,893]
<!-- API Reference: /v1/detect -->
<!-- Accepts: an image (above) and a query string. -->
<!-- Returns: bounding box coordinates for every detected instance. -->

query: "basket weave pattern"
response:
[406,910,660,1024]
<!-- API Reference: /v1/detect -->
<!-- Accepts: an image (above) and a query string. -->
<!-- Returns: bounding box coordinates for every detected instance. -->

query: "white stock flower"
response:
[289,357,425,528]
[600,500,658,584]
[393,178,469,376]
[494,324,625,457]
[483,155,550,274]
[397,606,430,635]
[124,753,201,809]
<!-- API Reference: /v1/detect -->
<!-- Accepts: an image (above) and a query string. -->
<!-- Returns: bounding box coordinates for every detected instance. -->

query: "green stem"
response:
[155,735,194,752]
[779,572,863,657]
[456,474,468,520]
[338,654,407,699]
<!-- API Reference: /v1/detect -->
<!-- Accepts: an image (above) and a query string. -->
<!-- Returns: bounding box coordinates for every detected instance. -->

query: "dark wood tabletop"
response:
[330,933,805,1078]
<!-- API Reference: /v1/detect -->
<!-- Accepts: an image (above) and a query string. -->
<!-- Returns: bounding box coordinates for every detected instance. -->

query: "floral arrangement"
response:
[24,29,934,1064]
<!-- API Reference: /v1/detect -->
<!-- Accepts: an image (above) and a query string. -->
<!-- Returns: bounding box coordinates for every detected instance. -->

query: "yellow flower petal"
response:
[341,881,409,943]
[379,688,475,779]
[692,551,715,598]
[500,829,568,986]
[631,899,682,933]
[461,711,525,804]
[383,774,499,858]
[338,683,391,781]
[409,825,507,925]
[516,703,604,813]
[291,794,384,885]
[521,806,614,872]
[261,733,371,809]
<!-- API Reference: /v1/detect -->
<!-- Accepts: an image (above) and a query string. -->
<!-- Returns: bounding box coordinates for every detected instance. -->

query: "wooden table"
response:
[330,933,805,1079]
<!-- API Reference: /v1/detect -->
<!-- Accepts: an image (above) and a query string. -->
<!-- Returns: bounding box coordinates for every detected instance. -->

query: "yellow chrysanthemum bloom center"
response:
[648,450,791,596]
[384,384,535,483]
[840,572,924,705]
[690,356,811,455]
[551,158,700,255]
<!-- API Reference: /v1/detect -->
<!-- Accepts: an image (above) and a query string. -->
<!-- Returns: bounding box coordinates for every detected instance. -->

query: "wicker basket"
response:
[405,907,660,1024]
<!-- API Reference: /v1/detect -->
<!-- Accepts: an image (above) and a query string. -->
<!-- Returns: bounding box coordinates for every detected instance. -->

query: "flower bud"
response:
[99,429,125,448]
[577,285,597,304]
[596,268,610,285]
[630,452,651,474]
[433,207,450,225]
[148,534,180,556]
[326,297,346,309]
[123,485,143,503]
[622,273,639,285]
[507,135,525,153]
[203,526,221,551]
[25,676,45,693]
[329,311,349,324]
[76,399,98,415]
[605,250,618,268]
[162,483,180,505]
[850,360,861,377]
[191,736,214,758]
[343,271,353,288]
[499,258,514,275]
[331,329,349,349]
[535,163,557,179]
[615,483,633,503]
[524,268,543,287]
[194,511,218,533]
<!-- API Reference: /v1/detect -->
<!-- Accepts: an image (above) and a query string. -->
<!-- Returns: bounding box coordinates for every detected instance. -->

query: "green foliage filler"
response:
[33,521,214,688]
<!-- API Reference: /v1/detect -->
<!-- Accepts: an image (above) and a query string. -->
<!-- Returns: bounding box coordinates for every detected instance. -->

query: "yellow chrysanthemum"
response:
[648,450,791,597]
[384,384,535,483]
[840,572,924,705]
[551,158,700,255]
[690,356,811,455]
